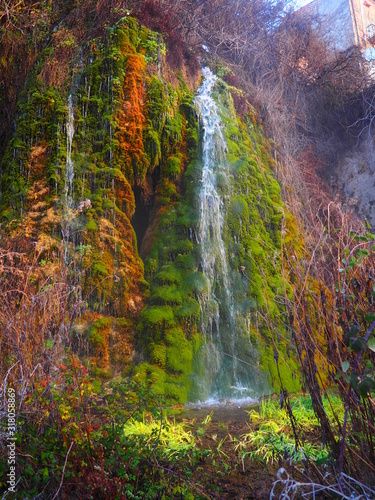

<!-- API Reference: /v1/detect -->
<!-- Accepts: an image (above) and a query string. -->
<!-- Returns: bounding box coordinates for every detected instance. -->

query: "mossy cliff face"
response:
[136,69,301,403]
[0,16,199,375]
[0,12,300,400]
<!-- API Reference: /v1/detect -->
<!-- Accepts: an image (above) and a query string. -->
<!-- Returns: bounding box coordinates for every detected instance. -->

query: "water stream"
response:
[65,95,75,199]
[193,68,264,403]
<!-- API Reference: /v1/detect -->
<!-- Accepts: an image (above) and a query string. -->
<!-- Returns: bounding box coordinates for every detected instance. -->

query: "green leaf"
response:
[342,361,350,373]
[358,377,375,398]
[45,339,54,350]
[334,372,342,380]
[344,325,360,341]
[368,337,375,353]
[350,337,367,353]
[315,455,330,466]
[24,464,34,476]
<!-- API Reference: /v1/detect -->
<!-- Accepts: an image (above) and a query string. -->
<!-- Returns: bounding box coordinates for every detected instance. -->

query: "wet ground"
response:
[179,399,259,425]
[172,399,285,499]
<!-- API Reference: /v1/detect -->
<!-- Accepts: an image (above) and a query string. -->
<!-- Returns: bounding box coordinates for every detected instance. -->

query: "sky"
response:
[293,0,314,8]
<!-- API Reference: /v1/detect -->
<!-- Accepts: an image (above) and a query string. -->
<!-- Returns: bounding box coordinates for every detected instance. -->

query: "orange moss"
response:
[76,312,134,373]
[27,142,49,177]
[80,206,144,318]
[17,181,50,240]
[112,169,136,219]
[117,46,148,185]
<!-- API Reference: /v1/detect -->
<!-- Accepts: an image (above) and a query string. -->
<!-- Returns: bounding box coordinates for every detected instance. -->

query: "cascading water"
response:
[65,95,75,199]
[62,95,76,263]
[193,68,266,402]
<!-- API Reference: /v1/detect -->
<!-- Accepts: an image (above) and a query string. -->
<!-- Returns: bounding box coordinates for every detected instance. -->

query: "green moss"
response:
[164,380,189,403]
[141,306,175,327]
[166,156,181,179]
[175,299,200,320]
[134,363,166,397]
[184,272,207,294]
[93,263,109,277]
[137,71,300,403]
[154,266,180,285]
[151,286,183,305]
[86,219,98,231]
[165,328,193,374]
[91,379,102,393]
[89,366,113,379]
[149,342,167,368]
[260,342,301,393]
[89,317,112,347]
[89,330,104,347]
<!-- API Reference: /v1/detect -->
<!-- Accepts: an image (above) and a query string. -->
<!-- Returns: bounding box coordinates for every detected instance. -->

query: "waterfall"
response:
[193,68,261,402]
[65,95,75,198]
[62,95,76,264]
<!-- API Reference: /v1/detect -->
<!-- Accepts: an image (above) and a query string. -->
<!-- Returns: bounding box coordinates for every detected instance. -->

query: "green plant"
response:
[237,395,343,466]
[122,416,196,460]
[201,410,214,425]
[196,427,206,437]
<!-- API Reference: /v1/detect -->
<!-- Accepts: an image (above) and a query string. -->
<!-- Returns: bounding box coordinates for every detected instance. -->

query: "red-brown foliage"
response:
[133,0,199,74]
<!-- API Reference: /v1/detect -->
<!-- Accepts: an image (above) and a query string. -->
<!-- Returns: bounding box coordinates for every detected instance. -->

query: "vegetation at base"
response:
[235,395,344,465]
[0,361,209,498]
[123,416,197,460]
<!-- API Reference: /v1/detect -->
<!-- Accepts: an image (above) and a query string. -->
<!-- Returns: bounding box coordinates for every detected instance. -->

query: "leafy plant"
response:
[122,416,197,460]
[236,396,343,466]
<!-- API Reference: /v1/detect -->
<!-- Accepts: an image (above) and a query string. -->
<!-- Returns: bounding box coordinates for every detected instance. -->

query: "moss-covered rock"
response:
[137,70,301,403]
[0,16,199,381]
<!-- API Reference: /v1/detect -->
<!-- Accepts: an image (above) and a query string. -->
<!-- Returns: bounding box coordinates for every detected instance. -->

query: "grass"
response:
[122,415,197,460]
[234,394,344,465]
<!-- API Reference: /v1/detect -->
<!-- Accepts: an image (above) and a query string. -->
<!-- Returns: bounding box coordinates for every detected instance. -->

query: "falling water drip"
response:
[65,95,75,198]
[109,123,113,167]
[193,68,266,402]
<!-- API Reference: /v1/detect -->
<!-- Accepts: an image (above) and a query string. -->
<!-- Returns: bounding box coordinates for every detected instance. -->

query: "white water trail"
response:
[65,95,75,199]
[194,67,243,400]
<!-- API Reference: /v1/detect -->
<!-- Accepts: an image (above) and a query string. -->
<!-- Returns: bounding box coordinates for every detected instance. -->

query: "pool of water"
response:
[178,398,259,425]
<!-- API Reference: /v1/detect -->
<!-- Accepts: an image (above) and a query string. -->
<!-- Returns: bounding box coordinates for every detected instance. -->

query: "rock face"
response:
[0,11,299,403]
[0,15,200,376]
[340,139,375,228]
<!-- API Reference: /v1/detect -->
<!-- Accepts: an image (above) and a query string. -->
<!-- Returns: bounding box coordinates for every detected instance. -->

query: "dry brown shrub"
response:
[38,28,77,88]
